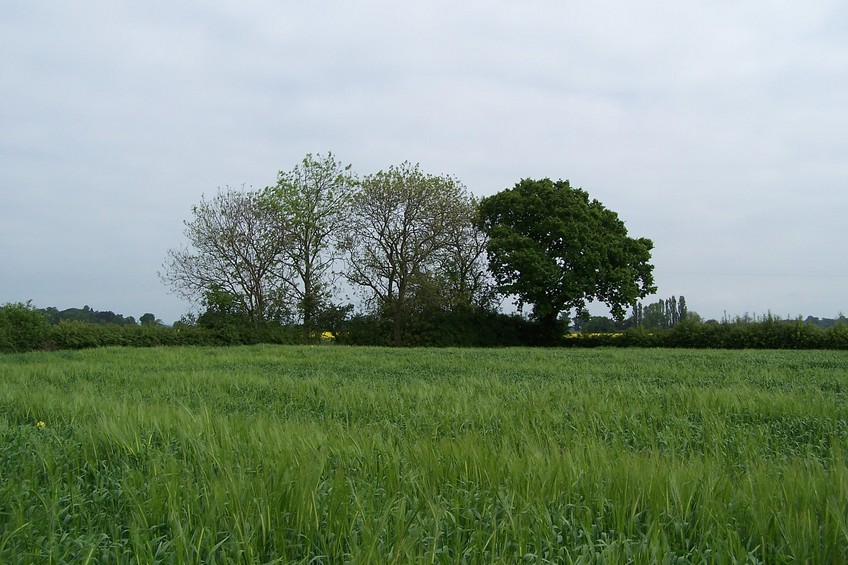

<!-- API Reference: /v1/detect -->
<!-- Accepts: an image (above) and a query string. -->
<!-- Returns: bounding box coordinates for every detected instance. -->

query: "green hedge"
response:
[41,321,304,351]
[563,319,848,350]
[3,300,848,353]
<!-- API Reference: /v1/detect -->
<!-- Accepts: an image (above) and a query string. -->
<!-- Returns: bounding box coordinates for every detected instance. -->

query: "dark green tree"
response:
[478,178,656,343]
[139,313,162,326]
[630,295,691,329]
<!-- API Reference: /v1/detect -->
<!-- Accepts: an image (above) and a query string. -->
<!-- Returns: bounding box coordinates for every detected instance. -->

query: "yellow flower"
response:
[36,420,46,429]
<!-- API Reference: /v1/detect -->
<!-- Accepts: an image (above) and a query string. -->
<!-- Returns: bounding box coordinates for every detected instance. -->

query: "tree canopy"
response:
[478,178,655,342]
[260,153,357,335]
[160,187,290,327]
[340,162,480,345]
[159,159,659,346]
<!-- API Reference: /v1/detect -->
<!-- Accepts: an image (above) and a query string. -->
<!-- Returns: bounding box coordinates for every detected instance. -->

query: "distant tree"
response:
[260,153,357,335]
[160,187,291,327]
[139,313,159,326]
[43,307,61,324]
[478,178,655,343]
[641,300,669,329]
[340,162,474,345]
[38,306,135,325]
[630,295,692,329]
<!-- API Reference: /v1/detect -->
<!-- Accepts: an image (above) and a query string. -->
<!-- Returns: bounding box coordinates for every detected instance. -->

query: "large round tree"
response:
[478,178,656,343]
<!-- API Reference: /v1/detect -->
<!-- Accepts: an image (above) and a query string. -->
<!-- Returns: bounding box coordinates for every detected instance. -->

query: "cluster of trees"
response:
[161,155,657,345]
[803,315,848,329]
[630,295,689,330]
[36,305,162,327]
[574,296,693,333]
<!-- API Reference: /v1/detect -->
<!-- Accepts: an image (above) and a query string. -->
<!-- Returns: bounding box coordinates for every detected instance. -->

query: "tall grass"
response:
[1,346,847,562]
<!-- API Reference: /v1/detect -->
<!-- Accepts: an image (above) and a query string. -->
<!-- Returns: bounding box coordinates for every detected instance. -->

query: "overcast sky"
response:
[2,1,847,324]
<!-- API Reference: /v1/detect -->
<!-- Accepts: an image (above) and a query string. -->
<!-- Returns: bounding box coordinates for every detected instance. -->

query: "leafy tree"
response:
[340,162,474,345]
[196,285,251,328]
[139,313,162,326]
[630,295,692,329]
[478,178,656,343]
[160,187,291,327]
[641,300,669,329]
[260,153,357,335]
[37,306,136,325]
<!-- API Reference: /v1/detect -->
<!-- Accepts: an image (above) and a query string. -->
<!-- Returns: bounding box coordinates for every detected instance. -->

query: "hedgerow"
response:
[2,301,847,352]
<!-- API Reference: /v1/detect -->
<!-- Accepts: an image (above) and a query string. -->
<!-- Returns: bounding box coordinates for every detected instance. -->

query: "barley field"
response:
[1,346,847,563]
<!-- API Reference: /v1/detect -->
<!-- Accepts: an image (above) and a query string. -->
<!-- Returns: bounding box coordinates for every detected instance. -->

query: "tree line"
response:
[160,154,657,346]
[577,295,693,332]
[36,305,162,327]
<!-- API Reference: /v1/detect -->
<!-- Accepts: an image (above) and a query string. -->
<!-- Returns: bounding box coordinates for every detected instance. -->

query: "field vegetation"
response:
[2,346,847,562]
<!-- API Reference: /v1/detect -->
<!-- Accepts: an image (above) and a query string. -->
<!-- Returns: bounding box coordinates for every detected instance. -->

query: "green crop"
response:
[1,346,846,562]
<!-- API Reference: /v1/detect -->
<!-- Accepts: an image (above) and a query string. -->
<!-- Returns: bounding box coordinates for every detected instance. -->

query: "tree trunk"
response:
[537,312,563,346]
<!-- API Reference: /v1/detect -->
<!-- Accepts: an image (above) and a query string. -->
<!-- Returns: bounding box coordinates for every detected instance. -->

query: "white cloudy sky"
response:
[2,1,847,324]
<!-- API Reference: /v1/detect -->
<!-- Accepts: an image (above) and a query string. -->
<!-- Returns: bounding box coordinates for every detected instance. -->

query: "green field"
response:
[1,346,847,563]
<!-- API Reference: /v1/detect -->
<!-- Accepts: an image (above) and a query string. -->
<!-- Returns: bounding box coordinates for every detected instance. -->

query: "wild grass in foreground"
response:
[1,346,847,563]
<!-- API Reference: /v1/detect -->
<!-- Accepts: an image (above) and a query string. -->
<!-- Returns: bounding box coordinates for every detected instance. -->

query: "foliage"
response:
[803,314,848,329]
[0,302,50,353]
[1,346,847,561]
[431,195,497,312]
[630,295,689,329]
[573,314,623,333]
[340,162,481,345]
[39,305,138,326]
[138,313,162,326]
[479,178,656,343]
[562,317,848,350]
[5,302,848,353]
[160,187,291,327]
[337,308,534,347]
[665,316,837,349]
[260,153,358,334]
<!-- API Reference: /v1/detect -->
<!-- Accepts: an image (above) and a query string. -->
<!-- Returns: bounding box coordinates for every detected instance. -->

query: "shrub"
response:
[826,323,848,350]
[0,302,51,353]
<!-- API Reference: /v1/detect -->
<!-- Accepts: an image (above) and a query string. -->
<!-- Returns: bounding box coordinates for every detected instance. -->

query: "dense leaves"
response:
[0,302,50,353]
[479,178,656,342]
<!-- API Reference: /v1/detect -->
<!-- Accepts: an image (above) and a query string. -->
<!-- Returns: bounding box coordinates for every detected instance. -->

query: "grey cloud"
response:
[2,1,847,323]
